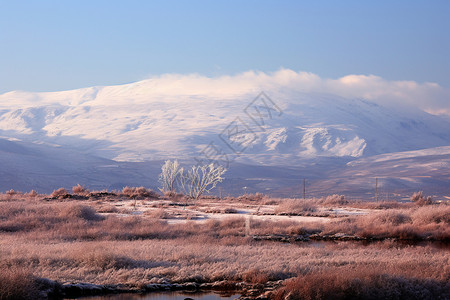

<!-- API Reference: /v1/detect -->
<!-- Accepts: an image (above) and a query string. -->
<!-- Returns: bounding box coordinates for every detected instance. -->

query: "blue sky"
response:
[0,0,449,93]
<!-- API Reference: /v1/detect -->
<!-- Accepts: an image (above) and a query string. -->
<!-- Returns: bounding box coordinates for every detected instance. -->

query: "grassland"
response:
[0,189,448,299]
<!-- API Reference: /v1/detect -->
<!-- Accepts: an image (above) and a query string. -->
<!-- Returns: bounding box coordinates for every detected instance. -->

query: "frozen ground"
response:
[96,198,372,225]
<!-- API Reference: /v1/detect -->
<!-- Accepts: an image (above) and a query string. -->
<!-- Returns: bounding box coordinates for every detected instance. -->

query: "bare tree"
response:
[158,160,183,196]
[180,163,226,199]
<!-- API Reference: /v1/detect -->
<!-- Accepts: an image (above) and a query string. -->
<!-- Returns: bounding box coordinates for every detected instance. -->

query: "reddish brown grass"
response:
[0,267,39,300]
[274,266,450,300]
[275,199,318,215]
[0,191,448,298]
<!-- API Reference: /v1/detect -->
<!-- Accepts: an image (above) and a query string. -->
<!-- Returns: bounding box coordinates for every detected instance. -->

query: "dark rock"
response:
[89,192,118,199]
[62,283,103,297]
[35,278,62,299]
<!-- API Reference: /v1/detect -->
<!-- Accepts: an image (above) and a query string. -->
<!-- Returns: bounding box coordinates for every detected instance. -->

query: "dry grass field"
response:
[0,189,448,299]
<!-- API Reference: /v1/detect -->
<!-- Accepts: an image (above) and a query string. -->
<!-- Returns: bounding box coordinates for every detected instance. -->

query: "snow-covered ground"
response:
[96,199,371,225]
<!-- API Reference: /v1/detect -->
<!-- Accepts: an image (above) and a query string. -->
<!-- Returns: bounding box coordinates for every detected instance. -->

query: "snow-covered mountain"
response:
[1,80,450,165]
[0,77,449,197]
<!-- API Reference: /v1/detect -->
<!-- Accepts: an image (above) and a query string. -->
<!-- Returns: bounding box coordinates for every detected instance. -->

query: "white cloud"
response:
[2,69,449,115]
[139,69,450,115]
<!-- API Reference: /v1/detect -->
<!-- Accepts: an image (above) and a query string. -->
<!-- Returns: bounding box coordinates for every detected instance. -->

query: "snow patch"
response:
[300,126,366,157]
[264,127,287,150]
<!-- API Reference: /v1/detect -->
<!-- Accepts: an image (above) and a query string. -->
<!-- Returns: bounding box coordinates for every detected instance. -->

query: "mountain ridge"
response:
[0,79,449,197]
[1,80,450,164]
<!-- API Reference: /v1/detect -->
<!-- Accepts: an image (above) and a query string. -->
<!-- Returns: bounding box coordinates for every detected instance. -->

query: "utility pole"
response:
[375,177,379,202]
[303,178,306,199]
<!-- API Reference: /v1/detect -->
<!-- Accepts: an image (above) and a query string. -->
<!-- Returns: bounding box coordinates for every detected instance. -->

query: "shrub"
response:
[371,210,412,226]
[236,193,265,202]
[121,187,159,199]
[121,186,134,197]
[72,184,89,195]
[323,194,347,205]
[50,188,69,199]
[59,204,104,221]
[25,190,38,198]
[5,189,17,196]
[134,187,159,198]
[275,199,317,215]
[145,208,169,219]
[410,191,433,206]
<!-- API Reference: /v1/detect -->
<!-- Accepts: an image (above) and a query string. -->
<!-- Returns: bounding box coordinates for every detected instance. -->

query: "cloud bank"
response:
[1,69,448,116]
[141,69,450,115]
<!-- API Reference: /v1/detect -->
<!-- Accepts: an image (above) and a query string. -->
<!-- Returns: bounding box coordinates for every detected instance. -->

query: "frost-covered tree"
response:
[158,160,183,196]
[180,163,226,199]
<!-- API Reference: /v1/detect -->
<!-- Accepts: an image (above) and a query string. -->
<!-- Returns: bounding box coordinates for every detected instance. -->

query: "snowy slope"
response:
[317,146,450,199]
[1,135,449,198]
[1,80,450,166]
[0,136,166,192]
